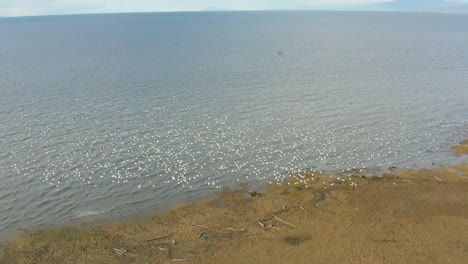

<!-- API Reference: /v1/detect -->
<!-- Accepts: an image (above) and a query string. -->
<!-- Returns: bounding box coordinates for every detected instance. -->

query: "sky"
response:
[0,0,467,17]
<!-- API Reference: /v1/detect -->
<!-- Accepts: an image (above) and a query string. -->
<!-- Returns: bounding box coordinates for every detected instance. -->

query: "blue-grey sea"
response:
[0,11,467,239]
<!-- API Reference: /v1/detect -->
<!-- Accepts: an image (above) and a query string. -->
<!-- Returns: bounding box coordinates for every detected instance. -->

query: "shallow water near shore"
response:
[2,158,467,263]
[1,11,468,238]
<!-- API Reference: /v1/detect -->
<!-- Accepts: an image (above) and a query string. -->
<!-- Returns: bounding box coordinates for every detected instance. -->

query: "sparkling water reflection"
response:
[0,11,467,238]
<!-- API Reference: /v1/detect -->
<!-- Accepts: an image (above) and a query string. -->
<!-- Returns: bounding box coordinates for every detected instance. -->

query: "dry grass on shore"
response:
[454,139,468,156]
[1,144,467,264]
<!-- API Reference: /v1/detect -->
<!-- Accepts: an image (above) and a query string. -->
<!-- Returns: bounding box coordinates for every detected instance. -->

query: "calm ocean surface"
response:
[0,11,467,238]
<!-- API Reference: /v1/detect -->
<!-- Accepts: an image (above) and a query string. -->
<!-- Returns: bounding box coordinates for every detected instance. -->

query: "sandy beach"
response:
[1,140,467,264]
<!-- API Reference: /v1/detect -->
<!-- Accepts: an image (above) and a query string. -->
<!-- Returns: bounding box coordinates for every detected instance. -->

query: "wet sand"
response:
[1,142,467,264]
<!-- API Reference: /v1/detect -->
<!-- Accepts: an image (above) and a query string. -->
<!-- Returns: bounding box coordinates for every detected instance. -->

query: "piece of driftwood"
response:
[192,223,215,230]
[171,258,188,262]
[272,214,297,227]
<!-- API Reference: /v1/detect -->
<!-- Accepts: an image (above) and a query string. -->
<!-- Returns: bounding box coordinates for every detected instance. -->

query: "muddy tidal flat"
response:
[1,142,467,264]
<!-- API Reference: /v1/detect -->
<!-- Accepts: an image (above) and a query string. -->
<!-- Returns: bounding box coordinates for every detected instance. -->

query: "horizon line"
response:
[0,8,465,19]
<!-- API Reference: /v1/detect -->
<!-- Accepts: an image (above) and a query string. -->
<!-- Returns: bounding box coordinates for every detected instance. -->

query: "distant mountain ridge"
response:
[370,0,465,10]
[294,0,468,12]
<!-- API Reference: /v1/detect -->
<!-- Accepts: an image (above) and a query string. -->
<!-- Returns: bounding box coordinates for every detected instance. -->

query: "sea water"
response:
[0,11,467,238]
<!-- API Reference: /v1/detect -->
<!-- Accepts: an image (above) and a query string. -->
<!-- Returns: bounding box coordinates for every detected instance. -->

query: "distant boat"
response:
[277,50,283,55]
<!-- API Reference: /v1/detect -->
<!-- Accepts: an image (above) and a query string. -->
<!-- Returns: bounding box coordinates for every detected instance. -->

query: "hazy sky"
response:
[1,0,467,17]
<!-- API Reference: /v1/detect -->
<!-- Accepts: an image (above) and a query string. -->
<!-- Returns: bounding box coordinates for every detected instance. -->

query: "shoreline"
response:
[1,141,467,263]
